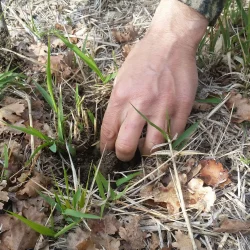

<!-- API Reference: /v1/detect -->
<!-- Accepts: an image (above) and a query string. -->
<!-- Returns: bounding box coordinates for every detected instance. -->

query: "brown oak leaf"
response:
[150,233,160,250]
[67,228,91,250]
[193,101,213,111]
[122,44,134,58]
[16,171,50,199]
[147,174,216,215]
[199,159,229,187]
[0,206,47,250]
[0,181,8,210]
[119,216,146,250]
[214,218,250,234]
[172,230,206,250]
[226,91,250,123]
[0,102,25,134]
[112,25,138,43]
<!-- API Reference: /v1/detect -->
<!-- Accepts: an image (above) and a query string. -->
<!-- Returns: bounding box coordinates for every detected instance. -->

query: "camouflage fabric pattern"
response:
[179,0,225,25]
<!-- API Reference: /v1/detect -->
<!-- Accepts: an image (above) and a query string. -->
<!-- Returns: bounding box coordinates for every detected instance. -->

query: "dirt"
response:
[1,0,250,249]
[75,147,141,184]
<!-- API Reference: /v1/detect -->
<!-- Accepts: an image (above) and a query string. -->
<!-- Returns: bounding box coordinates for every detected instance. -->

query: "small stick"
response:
[168,142,197,250]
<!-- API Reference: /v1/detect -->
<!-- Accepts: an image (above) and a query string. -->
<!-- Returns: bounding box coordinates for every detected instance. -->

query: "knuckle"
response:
[112,84,128,102]
[116,139,134,156]
[101,124,117,142]
[180,98,194,111]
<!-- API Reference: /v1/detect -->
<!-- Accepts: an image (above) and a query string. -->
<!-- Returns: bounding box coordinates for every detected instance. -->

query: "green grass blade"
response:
[131,104,169,141]
[95,170,106,200]
[235,0,248,26]
[116,172,141,187]
[98,171,116,200]
[57,87,64,142]
[46,37,58,113]
[196,97,222,104]
[63,209,100,219]
[79,190,86,209]
[8,211,56,237]
[103,72,117,84]
[3,144,8,170]
[7,124,52,141]
[87,109,95,125]
[25,142,52,166]
[54,221,79,238]
[38,191,62,213]
[54,193,66,211]
[49,142,57,153]
[34,82,56,112]
[72,189,81,209]
[56,33,105,81]
[82,33,89,54]
[0,71,26,91]
[1,145,9,180]
[114,185,129,200]
[63,167,70,198]
[172,122,200,150]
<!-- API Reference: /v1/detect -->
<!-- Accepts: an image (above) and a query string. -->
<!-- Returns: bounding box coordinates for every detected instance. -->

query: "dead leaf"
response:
[119,216,146,250]
[16,171,49,199]
[112,25,138,43]
[76,238,96,250]
[103,214,121,235]
[50,54,72,79]
[21,99,44,121]
[193,101,213,111]
[214,218,250,234]
[151,174,186,215]
[92,234,120,250]
[29,42,48,58]
[28,42,73,80]
[0,140,21,157]
[0,102,26,134]
[0,181,8,210]
[67,227,119,250]
[226,91,250,123]
[199,159,229,187]
[14,196,49,214]
[186,159,201,181]
[67,228,91,250]
[186,178,216,212]
[55,23,73,33]
[88,214,121,235]
[122,44,134,58]
[54,23,78,44]
[150,233,159,250]
[149,174,216,214]
[172,230,206,250]
[140,184,154,198]
[50,37,65,48]
[0,206,46,250]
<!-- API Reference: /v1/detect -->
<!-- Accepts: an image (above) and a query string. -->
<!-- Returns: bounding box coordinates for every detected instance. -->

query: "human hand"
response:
[100,0,208,161]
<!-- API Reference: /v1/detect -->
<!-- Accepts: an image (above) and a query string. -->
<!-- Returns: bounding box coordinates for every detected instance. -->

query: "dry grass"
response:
[1,0,250,249]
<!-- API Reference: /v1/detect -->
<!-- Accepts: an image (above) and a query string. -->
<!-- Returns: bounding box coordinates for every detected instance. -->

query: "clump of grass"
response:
[95,167,141,216]
[55,33,117,83]
[198,0,250,71]
[8,162,140,237]
[0,70,25,93]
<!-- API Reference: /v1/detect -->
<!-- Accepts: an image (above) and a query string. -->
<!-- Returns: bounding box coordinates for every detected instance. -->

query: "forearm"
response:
[179,0,224,26]
[146,0,208,52]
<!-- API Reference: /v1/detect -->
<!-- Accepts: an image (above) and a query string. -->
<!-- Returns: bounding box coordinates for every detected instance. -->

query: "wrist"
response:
[147,0,208,51]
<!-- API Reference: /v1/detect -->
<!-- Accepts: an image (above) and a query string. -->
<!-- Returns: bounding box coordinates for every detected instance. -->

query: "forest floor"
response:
[0,0,250,249]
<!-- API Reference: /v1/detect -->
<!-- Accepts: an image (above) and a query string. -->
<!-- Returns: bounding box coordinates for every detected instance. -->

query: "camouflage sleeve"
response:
[178,0,225,26]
